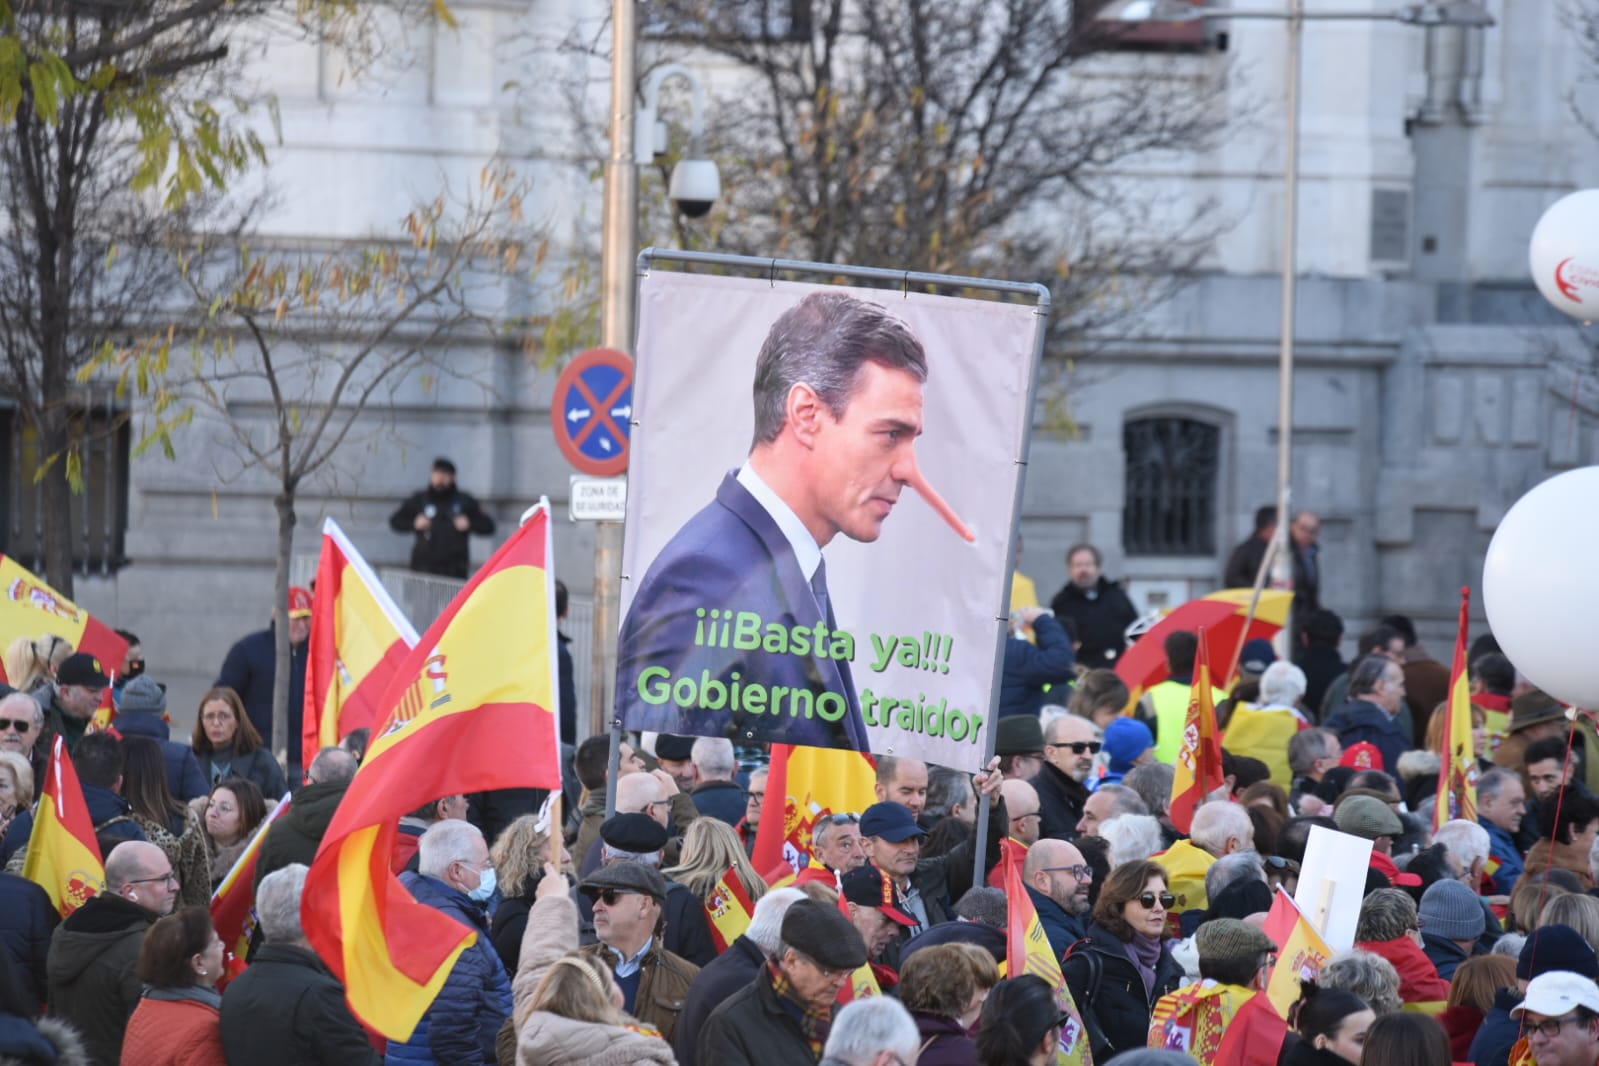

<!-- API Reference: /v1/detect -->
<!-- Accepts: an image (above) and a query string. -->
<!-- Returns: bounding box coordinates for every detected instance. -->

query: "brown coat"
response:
[579,936,699,1046]
[1523,838,1595,889]
[502,893,678,1066]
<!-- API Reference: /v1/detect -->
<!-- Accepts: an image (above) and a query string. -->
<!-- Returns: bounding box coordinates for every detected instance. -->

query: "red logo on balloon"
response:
[1553,257,1599,303]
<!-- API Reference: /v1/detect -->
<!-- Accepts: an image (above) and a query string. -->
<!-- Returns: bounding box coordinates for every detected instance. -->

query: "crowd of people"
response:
[2,524,1599,1066]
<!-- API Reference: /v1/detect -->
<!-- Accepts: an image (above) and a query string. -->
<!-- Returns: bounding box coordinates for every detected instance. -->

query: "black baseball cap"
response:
[57,653,109,688]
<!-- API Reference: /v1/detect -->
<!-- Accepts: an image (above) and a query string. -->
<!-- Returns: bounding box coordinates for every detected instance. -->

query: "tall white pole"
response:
[1272,0,1303,640]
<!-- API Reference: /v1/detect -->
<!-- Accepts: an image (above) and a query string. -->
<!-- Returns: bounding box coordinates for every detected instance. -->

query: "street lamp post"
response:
[1100,0,1493,639]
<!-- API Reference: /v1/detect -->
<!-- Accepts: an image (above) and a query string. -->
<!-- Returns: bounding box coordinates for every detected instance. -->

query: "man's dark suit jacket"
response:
[615,471,867,749]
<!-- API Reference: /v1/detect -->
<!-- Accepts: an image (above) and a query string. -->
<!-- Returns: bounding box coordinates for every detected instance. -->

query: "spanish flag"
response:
[302,518,420,770]
[704,867,757,953]
[1261,890,1333,1019]
[302,501,563,1040]
[1212,989,1291,1066]
[751,743,877,884]
[23,736,105,916]
[210,794,291,988]
[1168,627,1226,836]
[1434,587,1478,832]
[0,553,127,685]
[1003,839,1093,1066]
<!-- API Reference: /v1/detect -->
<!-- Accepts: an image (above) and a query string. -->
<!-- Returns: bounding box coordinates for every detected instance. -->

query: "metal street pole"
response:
[1271,0,1304,642]
[597,0,637,813]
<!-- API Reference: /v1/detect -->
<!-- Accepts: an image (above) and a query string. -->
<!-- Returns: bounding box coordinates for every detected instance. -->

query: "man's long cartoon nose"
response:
[894,450,975,543]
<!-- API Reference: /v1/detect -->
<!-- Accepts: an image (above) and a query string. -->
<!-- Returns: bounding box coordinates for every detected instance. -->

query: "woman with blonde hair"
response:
[489,814,570,973]
[2,634,71,697]
[1509,875,1573,933]
[497,863,676,1066]
[1539,892,1599,952]
[663,818,768,906]
[0,750,34,864]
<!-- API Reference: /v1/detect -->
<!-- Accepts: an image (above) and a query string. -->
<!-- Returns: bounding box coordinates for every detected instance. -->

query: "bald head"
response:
[875,756,929,816]
[616,771,668,827]
[307,746,357,785]
[1000,778,1042,845]
[104,840,178,916]
[1025,838,1091,915]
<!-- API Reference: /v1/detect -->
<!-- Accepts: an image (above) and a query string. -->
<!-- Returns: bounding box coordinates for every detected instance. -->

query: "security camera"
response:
[668,159,721,218]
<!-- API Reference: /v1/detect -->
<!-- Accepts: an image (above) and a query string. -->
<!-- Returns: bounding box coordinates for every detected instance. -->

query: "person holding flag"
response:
[1435,588,1479,829]
[1148,918,1282,1063]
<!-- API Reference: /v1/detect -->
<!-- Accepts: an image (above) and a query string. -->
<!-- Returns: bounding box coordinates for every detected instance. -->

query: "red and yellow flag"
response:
[1434,587,1478,832]
[1212,989,1291,1066]
[210,794,292,988]
[751,743,877,884]
[0,554,127,685]
[704,867,756,953]
[303,502,563,1040]
[1169,627,1226,835]
[1004,838,1094,1066]
[302,518,420,770]
[23,736,105,916]
[1149,980,1255,1060]
[1261,890,1333,1019]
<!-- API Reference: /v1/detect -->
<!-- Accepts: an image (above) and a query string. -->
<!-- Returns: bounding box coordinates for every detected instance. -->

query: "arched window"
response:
[1122,416,1219,556]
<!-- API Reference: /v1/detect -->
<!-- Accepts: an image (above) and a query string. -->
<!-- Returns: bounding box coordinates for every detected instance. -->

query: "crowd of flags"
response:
[4,509,1486,1058]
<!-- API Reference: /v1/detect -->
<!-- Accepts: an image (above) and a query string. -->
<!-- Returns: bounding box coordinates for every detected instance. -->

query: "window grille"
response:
[1122,415,1219,556]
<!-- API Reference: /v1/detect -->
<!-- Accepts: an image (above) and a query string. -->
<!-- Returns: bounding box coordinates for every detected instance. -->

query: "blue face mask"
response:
[469,867,497,903]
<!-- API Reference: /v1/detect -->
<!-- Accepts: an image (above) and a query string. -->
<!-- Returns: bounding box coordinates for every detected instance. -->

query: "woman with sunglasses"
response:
[1062,859,1183,1061]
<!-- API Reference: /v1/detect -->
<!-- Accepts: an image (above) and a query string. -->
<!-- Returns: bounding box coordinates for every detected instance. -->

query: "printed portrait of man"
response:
[614,290,932,749]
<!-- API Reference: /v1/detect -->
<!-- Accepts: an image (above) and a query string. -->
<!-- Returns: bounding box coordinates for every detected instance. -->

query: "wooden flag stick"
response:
[547,793,563,868]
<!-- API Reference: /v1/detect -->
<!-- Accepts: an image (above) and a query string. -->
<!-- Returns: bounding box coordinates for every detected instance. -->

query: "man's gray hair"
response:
[747,887,806,955]
[821,996,921,1065]
[601,844,663,868]
[308,746,358,785]
[1093,783,1149,821]
[1492,932,1527,959]
[925,766,974,820]
[954,886,1008,931]
[750,292,927,447]
[258,863,310,944]
[690,736,735,781]
[1111,1053,1210,1066]
[1100,814,1165,866]
[1348,655,1394,698]
[1206,850,1267,902]
[1288,728,1339,775]
[1124,762,1175,816]
[417,819,484,879]
[1477,767,1520,802]
[1190,801,1253,856]
[1432,819,1490,872]
[0,691,41,728]
[1259,661,1308,707]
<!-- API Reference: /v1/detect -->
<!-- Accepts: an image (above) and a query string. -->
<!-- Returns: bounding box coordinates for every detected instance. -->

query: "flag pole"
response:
[1228,533,1281,688]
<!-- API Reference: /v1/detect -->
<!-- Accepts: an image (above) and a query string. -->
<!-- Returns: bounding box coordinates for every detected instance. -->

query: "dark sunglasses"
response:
[0,718,32,733]
[594,888,641,906]
[1136,892,1176,909]
[1053,741,1102,755]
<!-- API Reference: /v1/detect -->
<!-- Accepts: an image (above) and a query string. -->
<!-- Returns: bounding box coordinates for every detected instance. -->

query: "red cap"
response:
[1341,741,1382,771]
[288,586,313,618]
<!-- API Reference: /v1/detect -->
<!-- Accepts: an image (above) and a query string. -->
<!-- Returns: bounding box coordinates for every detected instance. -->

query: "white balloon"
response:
[1482,466,1599,707]
[1529,190,1599,320]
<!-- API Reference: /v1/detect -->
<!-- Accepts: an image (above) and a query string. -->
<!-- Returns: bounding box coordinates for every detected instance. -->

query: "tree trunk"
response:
[35,406,75,597]
[271,489,296,776]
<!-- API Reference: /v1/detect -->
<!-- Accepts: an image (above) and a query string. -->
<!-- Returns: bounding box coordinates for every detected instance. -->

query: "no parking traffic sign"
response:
[551,347,633,477]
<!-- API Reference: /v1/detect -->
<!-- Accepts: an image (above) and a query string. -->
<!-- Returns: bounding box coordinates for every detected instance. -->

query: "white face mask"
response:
[468,867,497,903]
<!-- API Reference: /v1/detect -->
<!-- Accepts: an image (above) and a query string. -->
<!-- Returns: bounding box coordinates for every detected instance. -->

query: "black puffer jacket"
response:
[218,944,381,1066]
[252,778,349,891]
[1062,922,1183,1061]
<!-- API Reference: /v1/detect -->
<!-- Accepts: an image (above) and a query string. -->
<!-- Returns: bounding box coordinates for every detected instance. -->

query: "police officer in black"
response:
[389,457,497,578]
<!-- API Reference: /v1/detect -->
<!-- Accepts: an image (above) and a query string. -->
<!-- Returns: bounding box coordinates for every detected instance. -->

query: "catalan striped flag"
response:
[302,502,563,1040]
[704,867,757,953]
[210,794,292,988]
[23,736,105,916]
[0,553,127,686]
[1261,890,1333,1019]
[302,518,420,771]
[1003,838,1093,1066]
[1434,587,1478,831]
[752,743,877,884]
[1168,627,1226,836]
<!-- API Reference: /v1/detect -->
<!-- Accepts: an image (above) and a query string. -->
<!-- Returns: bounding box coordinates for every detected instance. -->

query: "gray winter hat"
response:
[1418,878,1486,942]
[118,675,167,716]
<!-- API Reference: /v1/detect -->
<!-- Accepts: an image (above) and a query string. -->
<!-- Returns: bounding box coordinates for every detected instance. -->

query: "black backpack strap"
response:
[1062,940,1112,1057]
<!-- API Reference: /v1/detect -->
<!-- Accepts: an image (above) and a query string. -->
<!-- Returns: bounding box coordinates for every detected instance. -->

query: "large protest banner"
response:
[615,265,1046,769]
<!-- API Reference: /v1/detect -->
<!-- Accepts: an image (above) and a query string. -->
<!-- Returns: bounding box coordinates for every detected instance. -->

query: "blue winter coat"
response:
[998,614,1077,719]
[1323,699,1411,773]
[1482,818,1525,896]
[215,624,306,760]
[384,872,511,1066]
[0,872,57,1006]
[113,711,209,802]
[1028,884,1086,963]
[1468,988,1522,1066]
